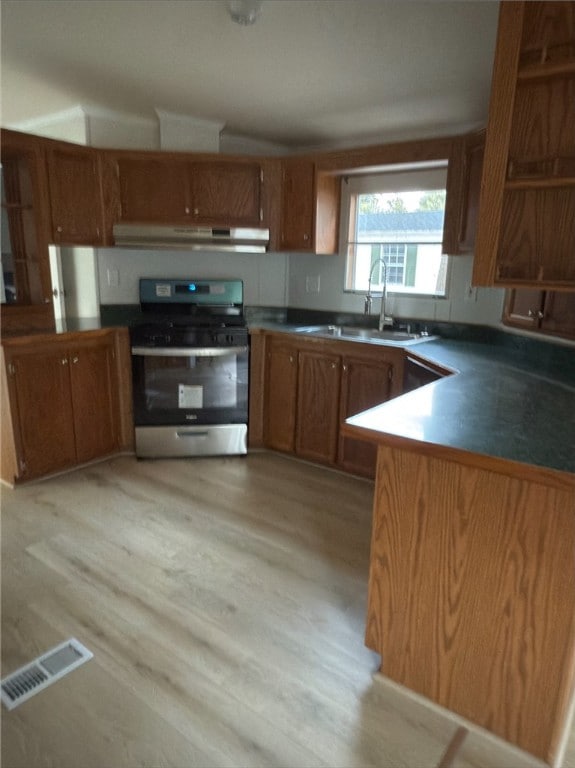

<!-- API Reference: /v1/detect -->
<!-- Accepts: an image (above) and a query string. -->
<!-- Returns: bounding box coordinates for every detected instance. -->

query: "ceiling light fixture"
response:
[227,0,262,26]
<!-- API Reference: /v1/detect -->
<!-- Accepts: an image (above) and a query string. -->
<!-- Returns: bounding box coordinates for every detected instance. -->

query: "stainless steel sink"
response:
[292,325,436,345]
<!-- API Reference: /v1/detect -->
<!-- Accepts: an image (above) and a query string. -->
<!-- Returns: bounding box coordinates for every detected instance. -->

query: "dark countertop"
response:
[254,323,575,478]
[349,337,575,477]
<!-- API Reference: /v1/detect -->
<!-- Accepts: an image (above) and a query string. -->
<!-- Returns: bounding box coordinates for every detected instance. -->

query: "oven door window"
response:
[132,348,248,426]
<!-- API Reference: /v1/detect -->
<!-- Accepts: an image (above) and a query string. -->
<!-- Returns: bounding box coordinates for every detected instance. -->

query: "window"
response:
[343,167,449,297]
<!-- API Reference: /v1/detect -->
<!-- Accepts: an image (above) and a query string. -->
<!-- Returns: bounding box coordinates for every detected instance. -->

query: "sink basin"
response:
[292,325,436,345]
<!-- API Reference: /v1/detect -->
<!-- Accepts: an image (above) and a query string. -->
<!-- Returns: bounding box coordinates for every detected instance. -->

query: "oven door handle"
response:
[131,346,248,357]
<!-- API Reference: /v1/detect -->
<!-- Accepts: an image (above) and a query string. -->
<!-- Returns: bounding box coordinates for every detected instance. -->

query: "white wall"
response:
[9,106,90,144]
[60,247,100,318]
[92,244,505,326]
[88,111,159,150]
[8,105,289,154]
[97,247,289,307]
[288,250,505,326]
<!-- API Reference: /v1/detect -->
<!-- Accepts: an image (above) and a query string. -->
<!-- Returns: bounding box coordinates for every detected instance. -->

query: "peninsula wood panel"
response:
[366,445,575,765]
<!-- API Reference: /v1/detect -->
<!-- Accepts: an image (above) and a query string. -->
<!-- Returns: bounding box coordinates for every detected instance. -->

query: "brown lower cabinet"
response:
[503,289,575,339]
[264,336,299,453]
[1,328,133,484]
[262,333,403,477]
[337,354,396,478]
[295,348,341,464]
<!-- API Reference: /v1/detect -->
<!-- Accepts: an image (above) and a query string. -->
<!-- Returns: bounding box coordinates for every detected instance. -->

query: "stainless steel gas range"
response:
[129,278,248,458]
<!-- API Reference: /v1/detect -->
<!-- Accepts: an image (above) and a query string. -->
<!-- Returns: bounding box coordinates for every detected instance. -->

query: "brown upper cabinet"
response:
[45,142,108,246]
[441,131,485,256]
[503,288,575,339]
[0,129,54,334]
[280,157,340,253]
[189,160,262,224]
[473,1,575,290]
[111,153,264,227]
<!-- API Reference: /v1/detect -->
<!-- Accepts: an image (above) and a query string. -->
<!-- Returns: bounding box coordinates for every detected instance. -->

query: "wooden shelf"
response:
[1,203,34,211]
[517,59,575,81]
[505,176,575,190]
[495,275,575,291]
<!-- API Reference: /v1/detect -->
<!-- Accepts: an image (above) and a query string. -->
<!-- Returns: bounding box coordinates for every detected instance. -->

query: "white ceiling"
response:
[1,0,500,150]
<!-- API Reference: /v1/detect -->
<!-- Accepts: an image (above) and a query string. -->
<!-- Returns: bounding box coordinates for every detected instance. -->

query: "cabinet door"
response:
[473,2,575,289]
[295,349,341,464]
[69,336,118,463]
[189,161,261,224]
[458,132,485,253]
[264,338,298,453]
[7,345,76,479]
[280,159,315,250]
[541,292,575,339]
[116,156,189,223]
[338,355,394,479]
[503,289,546,329]
[46,144,105,245]
[0,130,54,334]
[443,131,484,255]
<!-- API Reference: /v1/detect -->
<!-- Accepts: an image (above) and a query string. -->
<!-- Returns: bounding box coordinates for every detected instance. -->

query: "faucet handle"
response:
[364,295,372,315]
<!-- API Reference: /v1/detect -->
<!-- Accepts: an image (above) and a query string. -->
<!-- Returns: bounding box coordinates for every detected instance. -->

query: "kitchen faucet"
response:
[364,257,393,331]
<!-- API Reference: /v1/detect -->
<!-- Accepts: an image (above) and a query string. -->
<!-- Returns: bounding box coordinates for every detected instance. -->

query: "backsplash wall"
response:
[96,246,504,328]
[97,247,289,307]
[288,251,506,326]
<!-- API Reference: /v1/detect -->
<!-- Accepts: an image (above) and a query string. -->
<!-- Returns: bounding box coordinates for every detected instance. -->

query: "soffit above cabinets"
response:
[1,1,499,151]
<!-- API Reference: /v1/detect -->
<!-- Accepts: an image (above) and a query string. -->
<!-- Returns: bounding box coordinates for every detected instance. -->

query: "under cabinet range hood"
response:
[113,223,269,252]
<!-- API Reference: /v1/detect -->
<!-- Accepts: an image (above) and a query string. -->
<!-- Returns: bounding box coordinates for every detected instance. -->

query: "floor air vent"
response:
[1,638,93,710]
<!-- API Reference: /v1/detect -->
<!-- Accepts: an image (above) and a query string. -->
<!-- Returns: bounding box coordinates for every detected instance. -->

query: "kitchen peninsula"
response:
[342,336,575,767]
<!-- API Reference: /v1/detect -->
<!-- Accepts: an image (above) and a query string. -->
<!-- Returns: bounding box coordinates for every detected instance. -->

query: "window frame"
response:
[341,164,451,299]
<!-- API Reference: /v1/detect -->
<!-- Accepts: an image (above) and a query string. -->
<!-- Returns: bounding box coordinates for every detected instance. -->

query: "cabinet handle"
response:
[303,233,309,241]
[56,226,63,233]
[184,206,190,214]
[528,309,544,319]
[194,208,199,215]
[72,356,79,364]
[289,355,294,363]
[61,357,68,365]
[331,362,337,369]
[342,364,347,372]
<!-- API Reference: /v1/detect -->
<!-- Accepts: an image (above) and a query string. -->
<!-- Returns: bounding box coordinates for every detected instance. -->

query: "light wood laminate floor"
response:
[1,452,573,767]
